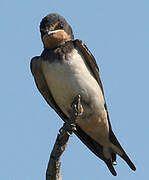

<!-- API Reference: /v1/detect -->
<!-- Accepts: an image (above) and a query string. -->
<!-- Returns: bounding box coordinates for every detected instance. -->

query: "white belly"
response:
[42,49,105,119]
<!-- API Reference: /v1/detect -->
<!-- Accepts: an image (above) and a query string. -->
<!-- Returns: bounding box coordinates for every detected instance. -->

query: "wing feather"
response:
[74,39,136,171]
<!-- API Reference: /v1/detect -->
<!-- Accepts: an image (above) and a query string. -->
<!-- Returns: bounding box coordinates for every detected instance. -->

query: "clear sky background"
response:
[0,0,148,179]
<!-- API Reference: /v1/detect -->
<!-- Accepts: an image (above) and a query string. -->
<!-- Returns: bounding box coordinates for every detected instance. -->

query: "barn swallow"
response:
[30,13,136,176]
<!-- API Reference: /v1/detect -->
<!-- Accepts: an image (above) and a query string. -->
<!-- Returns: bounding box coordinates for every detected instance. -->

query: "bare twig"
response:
[46,95,83,180]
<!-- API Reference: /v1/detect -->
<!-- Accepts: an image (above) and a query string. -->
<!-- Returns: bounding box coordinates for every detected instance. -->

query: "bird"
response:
[30,13,136,176]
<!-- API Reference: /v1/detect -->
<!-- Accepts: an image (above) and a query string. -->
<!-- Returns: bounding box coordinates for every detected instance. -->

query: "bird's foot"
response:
[59,94,83,138]
[71,94,83,117]
[59,122,76,137]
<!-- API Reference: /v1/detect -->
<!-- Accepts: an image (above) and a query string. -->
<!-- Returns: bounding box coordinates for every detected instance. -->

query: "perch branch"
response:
[46,95,83,180]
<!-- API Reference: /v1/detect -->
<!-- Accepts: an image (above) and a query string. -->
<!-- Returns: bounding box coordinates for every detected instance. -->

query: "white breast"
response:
[42,49,105,118]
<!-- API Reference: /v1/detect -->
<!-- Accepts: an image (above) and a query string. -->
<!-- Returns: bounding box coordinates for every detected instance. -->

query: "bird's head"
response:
[40,13,74,49]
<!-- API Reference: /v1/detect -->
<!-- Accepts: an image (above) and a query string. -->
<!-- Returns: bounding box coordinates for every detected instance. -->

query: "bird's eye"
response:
[59,24,63,29]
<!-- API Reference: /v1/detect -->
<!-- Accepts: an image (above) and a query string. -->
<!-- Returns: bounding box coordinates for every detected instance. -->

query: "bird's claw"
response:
[59,122,76,137]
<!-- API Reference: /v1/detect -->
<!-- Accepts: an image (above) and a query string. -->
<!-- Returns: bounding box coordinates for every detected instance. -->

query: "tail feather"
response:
[105,159,117,176]
[120,151,136,171]
[75,126,117,175]
[110,143,123,156]
[109,130,136,171]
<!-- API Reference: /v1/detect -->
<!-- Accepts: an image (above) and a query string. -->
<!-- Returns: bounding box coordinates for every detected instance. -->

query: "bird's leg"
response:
[59,94,83,137]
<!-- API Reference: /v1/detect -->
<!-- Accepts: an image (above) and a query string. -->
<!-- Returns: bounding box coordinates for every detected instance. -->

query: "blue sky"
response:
[0,0,148,179]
